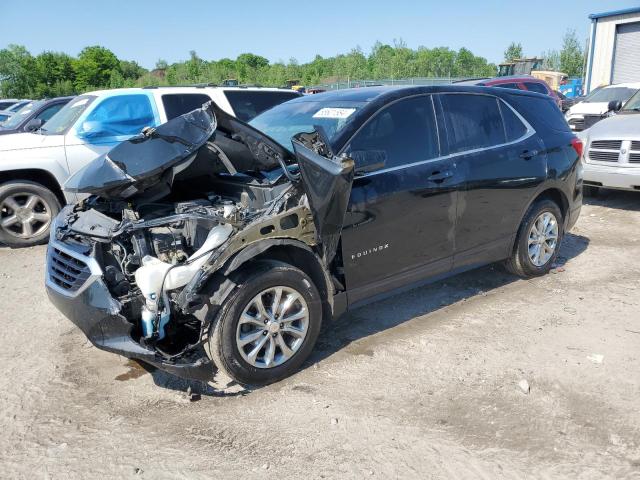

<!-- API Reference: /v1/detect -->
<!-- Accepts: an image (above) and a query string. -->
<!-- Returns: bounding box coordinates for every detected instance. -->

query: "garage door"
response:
[612,22,640,84]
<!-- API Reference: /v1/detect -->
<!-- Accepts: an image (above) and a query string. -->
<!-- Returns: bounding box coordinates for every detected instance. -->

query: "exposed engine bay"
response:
[48,102,354,362]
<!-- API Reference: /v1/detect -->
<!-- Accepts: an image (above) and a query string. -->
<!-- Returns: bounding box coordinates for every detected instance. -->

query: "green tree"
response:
[154,59,168,71]
[0,44,36,97]
[559,30,584,77]
[542,49,561,71]
[34,51,75,96]
[504,42,523,62]
[120,60,146,80]
[186,50,203,81]
[73,46,120,91]
[0,42,501,98]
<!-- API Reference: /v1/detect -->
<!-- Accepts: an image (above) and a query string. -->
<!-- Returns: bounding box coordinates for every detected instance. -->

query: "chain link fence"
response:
[311,77,473,91]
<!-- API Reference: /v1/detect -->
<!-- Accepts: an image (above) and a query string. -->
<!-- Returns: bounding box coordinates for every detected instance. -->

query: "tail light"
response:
[571,137,583,159]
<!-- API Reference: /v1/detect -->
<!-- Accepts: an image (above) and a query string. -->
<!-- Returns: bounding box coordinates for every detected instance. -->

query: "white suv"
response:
[0,86,300,247]
[565,82,640,132]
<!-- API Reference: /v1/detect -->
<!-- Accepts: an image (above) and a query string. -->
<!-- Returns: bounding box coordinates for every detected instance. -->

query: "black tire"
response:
[583,185,600,197]
[505,199,564,278]
[0,180,61,248]
[208,260,323,387]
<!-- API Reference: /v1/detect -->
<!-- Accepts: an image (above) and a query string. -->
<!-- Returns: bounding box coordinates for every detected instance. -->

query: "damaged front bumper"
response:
[45,238,213,381]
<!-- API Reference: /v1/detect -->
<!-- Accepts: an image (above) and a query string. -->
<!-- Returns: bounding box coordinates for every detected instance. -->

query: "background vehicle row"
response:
[0,86,300,247]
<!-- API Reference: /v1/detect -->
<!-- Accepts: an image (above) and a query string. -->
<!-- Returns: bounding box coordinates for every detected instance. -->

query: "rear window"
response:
[499,101,528,141]
[524,82,549,95]
[493,83,520,90]
[506,93,569,133]
[440,94,505,153]
[162,93,212,120]
[224,90,300,122]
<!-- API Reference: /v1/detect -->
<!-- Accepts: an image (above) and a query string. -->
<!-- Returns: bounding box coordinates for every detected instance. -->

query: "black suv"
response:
[45,86,583,387]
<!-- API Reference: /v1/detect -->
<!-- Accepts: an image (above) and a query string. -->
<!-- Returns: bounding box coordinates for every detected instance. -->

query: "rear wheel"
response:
[0,181,61,248]
[505,199,563,278]
[208,261,322,387]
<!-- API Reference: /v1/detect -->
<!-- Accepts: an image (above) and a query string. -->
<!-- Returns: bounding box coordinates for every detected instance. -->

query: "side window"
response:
[499,100,528,141]
[35,103,64,122]
[524,82,549,95]
[493,83,520,90]
[82,95,155,137]
[224,91,301,122]
[440,94,505,154]
[161,94,212,120]
[348,96,439,170]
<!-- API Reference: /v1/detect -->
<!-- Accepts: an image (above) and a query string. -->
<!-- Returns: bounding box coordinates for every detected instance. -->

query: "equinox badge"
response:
[351,243,389,260]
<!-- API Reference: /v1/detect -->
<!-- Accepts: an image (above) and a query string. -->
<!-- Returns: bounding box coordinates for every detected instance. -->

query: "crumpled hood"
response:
[567,101,610,116]
[64,102,294,199]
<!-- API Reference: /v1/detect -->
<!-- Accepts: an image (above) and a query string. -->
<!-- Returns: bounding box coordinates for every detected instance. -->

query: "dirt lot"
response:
[1,191,639,479]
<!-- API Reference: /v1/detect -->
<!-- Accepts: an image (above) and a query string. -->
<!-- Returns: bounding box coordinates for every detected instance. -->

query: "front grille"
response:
[588,150,620,162]
[48,247,91,292]
[631,141,640,151]
[630,153,640,164]
[591,140,622,150]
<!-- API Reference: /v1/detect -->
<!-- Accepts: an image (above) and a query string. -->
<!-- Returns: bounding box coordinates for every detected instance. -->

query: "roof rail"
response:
[452,77,490,83]
[141,83,299,90]
[142,83,220,89]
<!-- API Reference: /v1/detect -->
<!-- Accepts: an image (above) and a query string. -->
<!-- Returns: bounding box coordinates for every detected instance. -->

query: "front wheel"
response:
[505,199,563,278]
[208,261,323,387]
[0,181,61,248]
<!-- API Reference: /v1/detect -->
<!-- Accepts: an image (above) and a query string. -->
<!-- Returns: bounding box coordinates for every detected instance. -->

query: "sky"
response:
[1,1,638,69]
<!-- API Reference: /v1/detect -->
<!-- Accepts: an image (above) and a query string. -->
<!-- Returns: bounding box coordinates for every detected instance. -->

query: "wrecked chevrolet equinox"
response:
[45,86,583,386]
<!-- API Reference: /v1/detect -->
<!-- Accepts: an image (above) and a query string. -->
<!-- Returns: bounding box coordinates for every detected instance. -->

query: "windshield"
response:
[8,101,29,112]
[585,87,636,103]
[622,89,640,111]
[249,100,365,152]
[1,100,43,129]
[41,95,95,134]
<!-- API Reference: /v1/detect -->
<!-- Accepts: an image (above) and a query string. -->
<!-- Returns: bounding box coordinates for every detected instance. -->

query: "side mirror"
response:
[352,150,387,174]
[78,120,107,138]
[608,100,622,112]
[24,118,43,131]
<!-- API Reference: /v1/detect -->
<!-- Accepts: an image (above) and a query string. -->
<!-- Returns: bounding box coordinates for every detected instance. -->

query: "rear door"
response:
[437,93,547,268]
[339,95,461,303]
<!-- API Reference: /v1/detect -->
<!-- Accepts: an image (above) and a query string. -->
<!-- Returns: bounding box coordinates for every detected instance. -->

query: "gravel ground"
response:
[1,191,639,479]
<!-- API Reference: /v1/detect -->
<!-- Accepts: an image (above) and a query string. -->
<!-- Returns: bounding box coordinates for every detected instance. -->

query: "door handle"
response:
[519,149,539,160]
[427,170,453,183]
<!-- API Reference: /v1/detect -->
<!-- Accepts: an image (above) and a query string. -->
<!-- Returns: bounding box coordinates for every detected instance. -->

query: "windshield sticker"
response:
[312,107,356,119]
[71,98,89,108]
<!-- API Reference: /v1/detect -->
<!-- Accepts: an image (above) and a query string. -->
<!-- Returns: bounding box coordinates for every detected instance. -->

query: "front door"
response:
[64,93,159,177]
[339,95,461,304]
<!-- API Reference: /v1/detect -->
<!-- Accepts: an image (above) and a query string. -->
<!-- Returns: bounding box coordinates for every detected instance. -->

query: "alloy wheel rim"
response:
[527,211,559,267]
[236,286,309,369]
[0,193,52,239]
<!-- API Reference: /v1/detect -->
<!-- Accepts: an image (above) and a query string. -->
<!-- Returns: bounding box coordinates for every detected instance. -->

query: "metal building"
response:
[585,7,640,94]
